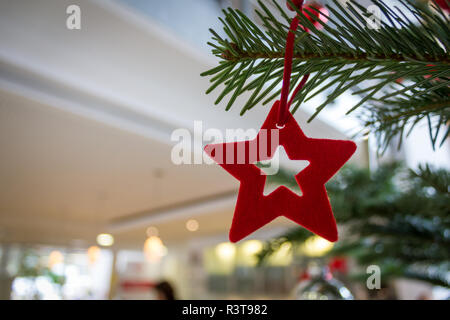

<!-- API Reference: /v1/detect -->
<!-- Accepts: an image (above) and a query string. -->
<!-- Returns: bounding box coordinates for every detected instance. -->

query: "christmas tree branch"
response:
[202,0,450,149]
[365,100,449,124]
[222,49,450,65]
[362,78,450,150]
[255,164,450,287]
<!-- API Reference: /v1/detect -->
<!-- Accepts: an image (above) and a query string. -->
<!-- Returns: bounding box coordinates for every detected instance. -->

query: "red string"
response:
[277,1,309,127]
[288,73,310,108]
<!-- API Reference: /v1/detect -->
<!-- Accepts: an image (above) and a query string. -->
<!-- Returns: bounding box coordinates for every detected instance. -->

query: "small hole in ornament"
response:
[276,123,285,129]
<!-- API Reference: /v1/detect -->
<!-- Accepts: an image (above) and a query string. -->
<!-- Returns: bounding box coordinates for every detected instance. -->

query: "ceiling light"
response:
[96,233,114,247]
[237,240,263,267]
[242,240,263,256]
[48,250,64,268]
[215,242,236,262]
[143,236,167,263]
[87,246,101,264]
[300,235,334,257]
[186,219,199,232]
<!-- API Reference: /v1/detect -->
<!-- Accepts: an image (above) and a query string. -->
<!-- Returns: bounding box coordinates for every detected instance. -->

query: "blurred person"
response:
[154,280,176,300]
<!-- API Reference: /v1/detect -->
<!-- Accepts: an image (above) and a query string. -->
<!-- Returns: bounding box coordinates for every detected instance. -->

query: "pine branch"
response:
[201,0,450,149]
[256,163,450,287]
[222,50,450,64]
[412,163,450,194]
[360,76,450,150]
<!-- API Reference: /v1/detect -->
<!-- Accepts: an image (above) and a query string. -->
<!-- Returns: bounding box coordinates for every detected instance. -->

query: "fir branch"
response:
[221,48,450,64]
[256,163,450,288]
[202,0,450,149]
[361,76,450,150]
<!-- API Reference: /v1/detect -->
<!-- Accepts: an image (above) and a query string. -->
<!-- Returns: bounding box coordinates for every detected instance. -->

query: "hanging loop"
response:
[277,0,310,127]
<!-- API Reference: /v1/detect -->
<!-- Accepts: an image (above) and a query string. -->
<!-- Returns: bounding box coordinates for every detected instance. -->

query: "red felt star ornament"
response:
[204,101,356,243]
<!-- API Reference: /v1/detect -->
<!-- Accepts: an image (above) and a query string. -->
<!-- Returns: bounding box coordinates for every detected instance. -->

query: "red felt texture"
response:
[204,101,357,243]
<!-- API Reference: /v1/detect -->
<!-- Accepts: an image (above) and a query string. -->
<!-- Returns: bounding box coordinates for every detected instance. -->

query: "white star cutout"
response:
[256,146,310,196]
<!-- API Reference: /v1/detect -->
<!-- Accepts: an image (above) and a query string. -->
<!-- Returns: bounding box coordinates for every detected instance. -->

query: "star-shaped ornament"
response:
[204,100,356,243]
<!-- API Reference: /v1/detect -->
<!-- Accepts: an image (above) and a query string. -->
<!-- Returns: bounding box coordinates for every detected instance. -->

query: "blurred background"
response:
[0,0,448,300]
